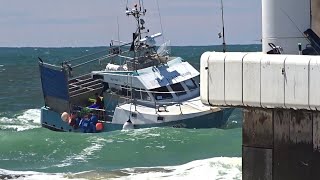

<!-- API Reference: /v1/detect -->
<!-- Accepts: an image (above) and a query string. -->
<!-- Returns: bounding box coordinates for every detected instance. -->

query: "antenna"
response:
[117,16,121,64]
[117,16,120,42]
[220,0,227,53]
[156,0,165,42]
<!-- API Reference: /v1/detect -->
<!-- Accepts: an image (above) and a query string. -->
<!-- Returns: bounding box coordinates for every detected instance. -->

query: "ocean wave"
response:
[70,157,242,180]
[0,109,41,131]
[114,157,242,180]
[119,128,162,141]
[0,169,70,180]
[55,136,107,168]
[0,157,241,180]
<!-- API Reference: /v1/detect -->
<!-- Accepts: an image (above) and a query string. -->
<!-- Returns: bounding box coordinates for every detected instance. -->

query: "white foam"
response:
[116,157,242,180]
[55,137,106,167]
[0,168,84,180]
[0,109,41,131]
[0,157,242,180]
[16,109,41,124]
[74,138,105,160]
[0,64,4,72]
[124,128,161,140]
[155,146,166,149]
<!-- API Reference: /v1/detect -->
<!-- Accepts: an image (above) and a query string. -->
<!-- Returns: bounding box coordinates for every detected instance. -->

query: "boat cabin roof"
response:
[136,57,199,89]
[91,57,199,90]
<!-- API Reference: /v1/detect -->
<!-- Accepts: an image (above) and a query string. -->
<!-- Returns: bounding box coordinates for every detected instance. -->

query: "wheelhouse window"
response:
[141,90,151,101]
[151,86,173,100]
[170,83,187,96]
[133,89,141,100]
[184,79,198,91]
[120,85,131,97]
[120,86,144,100]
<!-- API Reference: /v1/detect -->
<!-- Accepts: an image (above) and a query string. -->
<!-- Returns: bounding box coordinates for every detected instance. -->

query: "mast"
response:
[126,2,147,111]
[220,0,226,53]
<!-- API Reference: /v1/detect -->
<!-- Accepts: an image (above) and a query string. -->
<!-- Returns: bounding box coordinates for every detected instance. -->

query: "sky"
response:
[0,0,261,47]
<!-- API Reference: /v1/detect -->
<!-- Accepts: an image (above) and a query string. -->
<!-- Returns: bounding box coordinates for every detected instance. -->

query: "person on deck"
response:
[79,112,98,133]
[79,114,90,133]
[89,93,104,109]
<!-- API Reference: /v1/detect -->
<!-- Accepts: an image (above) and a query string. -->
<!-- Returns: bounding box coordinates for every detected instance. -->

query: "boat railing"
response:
[119,86,198,100]
[87,108,109,121]
[116,87,199,114]
[71,105,110,122]
[70,87,194,122]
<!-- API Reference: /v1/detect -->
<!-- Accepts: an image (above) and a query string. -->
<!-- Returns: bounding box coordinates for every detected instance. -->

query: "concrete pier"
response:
[242,108,320,180]
[199,0,320,178]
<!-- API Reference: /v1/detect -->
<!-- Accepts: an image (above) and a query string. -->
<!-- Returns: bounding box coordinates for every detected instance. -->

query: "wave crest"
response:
[116,157,242,180]
[0,109,41,131]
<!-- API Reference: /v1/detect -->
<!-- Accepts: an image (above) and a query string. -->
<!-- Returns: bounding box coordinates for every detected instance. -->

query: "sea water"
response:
[0,45,261,179]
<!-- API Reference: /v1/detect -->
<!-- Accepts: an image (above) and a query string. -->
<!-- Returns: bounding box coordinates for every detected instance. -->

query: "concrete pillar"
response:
[243,108,273,180]
[273,110,313,180]
[243,108,320,180]
[312,112,320,177]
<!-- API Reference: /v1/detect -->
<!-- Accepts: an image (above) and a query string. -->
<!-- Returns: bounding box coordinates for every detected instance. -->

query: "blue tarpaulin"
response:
[39,65,69,101]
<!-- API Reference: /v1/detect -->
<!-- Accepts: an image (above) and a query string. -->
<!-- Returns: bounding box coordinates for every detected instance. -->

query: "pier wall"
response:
[200,50,320,180]
[243,108,320,180]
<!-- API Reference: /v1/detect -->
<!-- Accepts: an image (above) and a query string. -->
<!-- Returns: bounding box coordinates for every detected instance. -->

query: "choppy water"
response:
[0,45,261,179]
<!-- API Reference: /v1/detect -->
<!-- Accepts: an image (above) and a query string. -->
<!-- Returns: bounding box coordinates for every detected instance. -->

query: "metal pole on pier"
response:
[220,0,226,53]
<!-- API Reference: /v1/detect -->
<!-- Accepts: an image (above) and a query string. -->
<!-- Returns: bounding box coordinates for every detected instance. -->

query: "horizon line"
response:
[0,43,262,48]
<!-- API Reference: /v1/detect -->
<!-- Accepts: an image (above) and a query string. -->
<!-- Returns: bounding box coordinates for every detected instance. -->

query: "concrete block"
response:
[273,144,313,180]
[243,108,273,148]
[243,146,272,180]
[273,109,290,180]
[290,110,312,144]
[311,150,320,178]
[273,109,290,143]
[313,112,320,151]
[273,109,313,180]
[243,108,320,180]
[312,111,320,178]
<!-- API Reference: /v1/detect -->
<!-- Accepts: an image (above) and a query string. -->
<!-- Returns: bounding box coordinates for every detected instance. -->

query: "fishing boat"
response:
[38,3,234,133]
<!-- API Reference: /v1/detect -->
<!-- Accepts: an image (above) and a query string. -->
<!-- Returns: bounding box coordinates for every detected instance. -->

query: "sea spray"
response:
[0,109,41,131]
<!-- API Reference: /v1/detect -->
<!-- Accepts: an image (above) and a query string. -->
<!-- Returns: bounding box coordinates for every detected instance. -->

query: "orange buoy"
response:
[96,122,104,131]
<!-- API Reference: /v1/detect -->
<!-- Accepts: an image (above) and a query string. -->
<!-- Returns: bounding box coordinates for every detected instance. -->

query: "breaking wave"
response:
[0,109,41,131]
[113,157,242,180]
[0,157,241,180]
